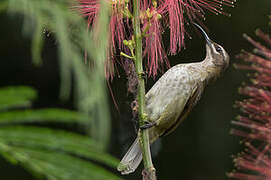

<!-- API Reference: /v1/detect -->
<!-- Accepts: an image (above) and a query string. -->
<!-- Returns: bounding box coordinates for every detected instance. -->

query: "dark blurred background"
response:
[0,1,270,179]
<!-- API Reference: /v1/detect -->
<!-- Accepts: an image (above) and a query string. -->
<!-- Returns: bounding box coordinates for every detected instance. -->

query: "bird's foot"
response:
[138,71,148,80]
[140,121,156,130]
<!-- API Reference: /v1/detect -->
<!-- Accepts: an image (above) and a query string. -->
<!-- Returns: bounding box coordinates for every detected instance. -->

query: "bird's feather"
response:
[161,82,204,137]
[117,137,142,175]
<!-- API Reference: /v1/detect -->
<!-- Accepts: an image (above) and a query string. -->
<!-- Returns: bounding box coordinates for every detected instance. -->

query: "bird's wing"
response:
[160,82,204,137]
[145,64,192,122]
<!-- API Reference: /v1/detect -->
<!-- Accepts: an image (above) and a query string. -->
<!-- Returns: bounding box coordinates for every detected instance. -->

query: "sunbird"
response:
[117,23,230,175]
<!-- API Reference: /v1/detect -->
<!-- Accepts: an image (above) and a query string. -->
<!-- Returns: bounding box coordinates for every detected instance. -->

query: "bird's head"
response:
[193,23,229,72]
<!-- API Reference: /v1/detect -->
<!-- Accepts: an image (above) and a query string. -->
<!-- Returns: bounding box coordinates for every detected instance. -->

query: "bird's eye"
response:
[215,46,223,53]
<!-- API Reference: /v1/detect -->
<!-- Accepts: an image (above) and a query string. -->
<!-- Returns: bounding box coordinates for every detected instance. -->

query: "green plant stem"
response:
[132,0,156,179]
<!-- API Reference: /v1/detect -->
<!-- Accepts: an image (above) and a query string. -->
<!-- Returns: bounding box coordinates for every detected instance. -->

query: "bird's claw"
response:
[138,71,147,80]
[140,121,156,130]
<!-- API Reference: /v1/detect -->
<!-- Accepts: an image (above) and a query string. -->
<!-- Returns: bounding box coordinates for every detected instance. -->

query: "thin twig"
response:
[132,0,156,179]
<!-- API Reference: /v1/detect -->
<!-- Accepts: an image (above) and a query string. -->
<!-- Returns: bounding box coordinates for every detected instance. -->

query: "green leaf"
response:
[7,0,111,147]
[2,0,118,176]
[0,108,89,124]
[0,1,8,12]
[0,126,119,168]
[0,86,37,111]
[31,17,44,66]
[0,144,121,180]
[0,86,121,179]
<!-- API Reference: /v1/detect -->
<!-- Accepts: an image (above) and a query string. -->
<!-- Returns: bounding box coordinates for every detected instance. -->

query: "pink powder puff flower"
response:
[158,0,236,54]
[141,5,170,77]
[229,30,271,179]
[75,0,128,79]
[75,0,236,79]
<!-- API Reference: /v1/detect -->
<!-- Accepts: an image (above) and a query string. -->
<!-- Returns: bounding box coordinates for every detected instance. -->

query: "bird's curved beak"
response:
[193,23,212,47]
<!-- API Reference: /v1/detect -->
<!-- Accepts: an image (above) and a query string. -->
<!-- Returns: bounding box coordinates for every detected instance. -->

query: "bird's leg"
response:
[131,100,155,130]
[140,121,156,130]
[138,71,147,80]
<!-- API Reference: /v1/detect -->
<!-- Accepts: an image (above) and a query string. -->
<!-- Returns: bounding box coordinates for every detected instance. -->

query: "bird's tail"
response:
[117,137,142,175]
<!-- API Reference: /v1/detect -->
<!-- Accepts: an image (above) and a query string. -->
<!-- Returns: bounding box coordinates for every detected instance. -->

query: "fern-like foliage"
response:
[0,86,121,180]
[0,0,111,147]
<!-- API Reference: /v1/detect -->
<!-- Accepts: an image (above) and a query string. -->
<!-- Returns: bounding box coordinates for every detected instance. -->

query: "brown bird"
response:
[117,23,230,174]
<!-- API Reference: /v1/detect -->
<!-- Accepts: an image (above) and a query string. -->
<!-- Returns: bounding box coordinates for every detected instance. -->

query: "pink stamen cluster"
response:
[159,0,235,54]
[75,0,236,79]
[228,30,271,180]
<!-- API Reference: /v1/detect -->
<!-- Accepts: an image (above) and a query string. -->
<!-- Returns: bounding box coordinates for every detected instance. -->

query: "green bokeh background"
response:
[0,0,270,179]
